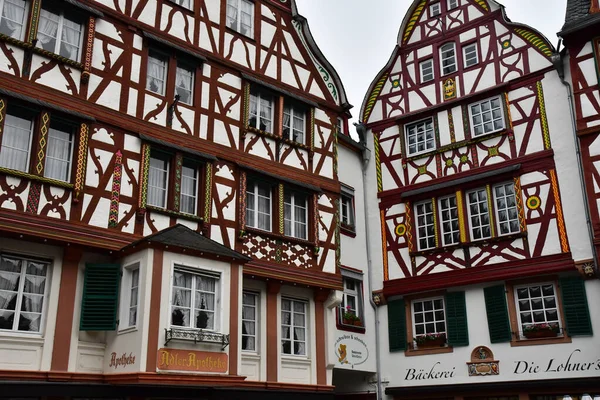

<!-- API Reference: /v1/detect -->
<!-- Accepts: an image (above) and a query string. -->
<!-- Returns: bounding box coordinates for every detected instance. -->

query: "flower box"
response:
[523,330,558,339]
[522,323,559,339]
[414,333,447,348]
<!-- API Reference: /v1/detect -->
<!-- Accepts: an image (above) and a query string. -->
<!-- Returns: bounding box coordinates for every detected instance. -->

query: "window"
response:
[514,283,560,338]
[119,265,139,329]
[340,188,355,230]
[242,291,258,351]
[0,0,28,40]
[0,254,49,333]
[144,147,203,216]
[439,195,459,246]
[284,191,307,240]
[281,298,306,356]
[466,188,491,241]
[405,118,435,156]
[420,59,434,83]
[470,96,504,137]
[493,183,519,235]
[0,105,76,182]
[226,0,253,38]
[415,201,436,250]
[447,0,459,9]
[463,43,478,67]
[35,3,83,61]
[440,43,457,75]
[340,277,363,326]
[246,180,272,231]
[337,117,345,135]
[467,182,518,241]
[283,102,306,144]
[412,297,446,340]
[429,2,441,17]
[172,0,191,9]
[171,268,219,331]
[146,48,196,106]
[249,89,274,132]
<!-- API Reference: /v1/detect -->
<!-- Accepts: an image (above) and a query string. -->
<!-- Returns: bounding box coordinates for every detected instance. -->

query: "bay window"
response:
[242,291,258,351]
[171,268,219,331]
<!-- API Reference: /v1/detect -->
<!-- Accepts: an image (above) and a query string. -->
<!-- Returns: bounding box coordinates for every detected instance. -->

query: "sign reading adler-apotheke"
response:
[157,348,228,373]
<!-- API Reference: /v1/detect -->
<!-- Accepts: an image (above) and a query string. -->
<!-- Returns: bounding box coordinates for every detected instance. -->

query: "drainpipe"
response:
[554,40,599,275]
[355,122,383,400]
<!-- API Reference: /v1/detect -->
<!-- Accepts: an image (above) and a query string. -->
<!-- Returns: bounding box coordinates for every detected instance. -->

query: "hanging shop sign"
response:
[335,334,369,368]
[157,348,228,373]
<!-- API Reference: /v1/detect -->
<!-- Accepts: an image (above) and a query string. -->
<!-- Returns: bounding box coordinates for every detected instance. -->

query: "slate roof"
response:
[123,224,252,262]
[560,0,600,35]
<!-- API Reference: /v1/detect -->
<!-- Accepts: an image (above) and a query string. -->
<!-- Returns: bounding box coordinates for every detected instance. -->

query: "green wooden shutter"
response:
[80,263,120,331]
[560,277,593,336]
[445,291,469,347]
[387,299,407,351]
[483,285,512,343]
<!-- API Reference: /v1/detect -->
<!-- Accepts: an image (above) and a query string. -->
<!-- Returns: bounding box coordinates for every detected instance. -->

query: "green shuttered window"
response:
[560,277,593,336]
[80,263,120,331]
[387,299,406,351]
[445,291,469,346]
[484,285,512,343]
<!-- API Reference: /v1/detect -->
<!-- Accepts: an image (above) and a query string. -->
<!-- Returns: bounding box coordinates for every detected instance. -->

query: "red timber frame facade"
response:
[0,0,351,397]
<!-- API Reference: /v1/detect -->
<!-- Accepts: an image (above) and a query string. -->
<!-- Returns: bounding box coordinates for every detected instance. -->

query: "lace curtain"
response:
[239,0,252,36]
[225,0,237,30]
[171,271,192,327]
[175,66,193,105]
[0,0,27,39]
[59,18,81,60]
[195,276,215,329]
[36,9,59,52]
[0,114,32,172]
[146,55,166,94]
[45,127,72,182]
[180,165,197,214]
[148,157,168,208]
[241,293,256,350]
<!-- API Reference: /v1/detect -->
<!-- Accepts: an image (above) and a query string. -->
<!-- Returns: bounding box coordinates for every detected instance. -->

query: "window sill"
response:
[0,331,45,344]
[0,167,74,189]
[118,326,138,335]
[225,26,256,43]
[410,231,526,257]
[243,227,316,249]
[405,345,453,357]
[0,33,83,70]
[281,354,311,362]
[241,351,261,358]
[341,224,356,238]
[146,205,204,223]
[336,322,366,334]
[244,127,311,151]
[510,335,572,347]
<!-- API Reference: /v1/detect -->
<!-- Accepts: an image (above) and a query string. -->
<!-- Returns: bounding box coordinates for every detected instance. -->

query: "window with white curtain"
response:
[180,161,198,215]
[44,121,74,182]
[0,254,49,333]
[283,102,305,144]
[171,268,219,330]
[175,62,194,105]
[440,43,457,75]
[119,264,139,330]
[281,298,306,356]
[147,152,169,209]
[242,291,258,352]
[249,89,274,133]
[0,112,34,173]
[284,191,307,240]
[246,180,272,231]
[146,50,168,96]
[35,4,83,61]
[226,0,253,38]
[0,0,28,40]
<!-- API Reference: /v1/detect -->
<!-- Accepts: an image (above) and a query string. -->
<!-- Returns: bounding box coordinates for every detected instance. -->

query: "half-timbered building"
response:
[0,0,353,398]
[360,0,600,399]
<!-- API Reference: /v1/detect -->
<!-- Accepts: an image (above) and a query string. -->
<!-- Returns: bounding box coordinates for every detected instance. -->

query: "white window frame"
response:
[405,117,436,156]
[249,90,274,133]
[146,50,168,96]
[44,124,74,182]
[514,282,562,338]
[284,190,308,240]
[337,117,345,135]
[170,266,221,332]
[429,2,441,17]
[118,263,140,331]
[147,152,170,209]
[412,297,447,339]
[340,189,355,229]
[420,59,434,83]
[36,6,84,61]
[447,0,459,10]
[463,42,479,68]
[180,160,198,215]
[0,0,29,41]
[493,182,520,236]
[469,96,505,137]
[440,42,457,75]
[0,253,50,334]
[438,195,460,246]
[283,103,306,144]
[466,187,492,241]
[415,200,436,251]
[242,291,259,352]
[226,0,254,38]
[0,111,34,173]
[281,297,307,356]
[175,62,194,105]
[246,180,272,232]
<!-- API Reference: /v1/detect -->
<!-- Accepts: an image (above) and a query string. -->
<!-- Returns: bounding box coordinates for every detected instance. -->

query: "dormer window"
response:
[429,2,441,17]
[440,43,457,75]
[447,0,459,10]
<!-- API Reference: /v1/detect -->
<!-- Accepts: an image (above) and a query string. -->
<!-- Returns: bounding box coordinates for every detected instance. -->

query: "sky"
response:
[294,0,568,135]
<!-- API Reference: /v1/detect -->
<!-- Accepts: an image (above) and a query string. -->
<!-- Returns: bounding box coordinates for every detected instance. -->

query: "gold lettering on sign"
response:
[157,348,228,373]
